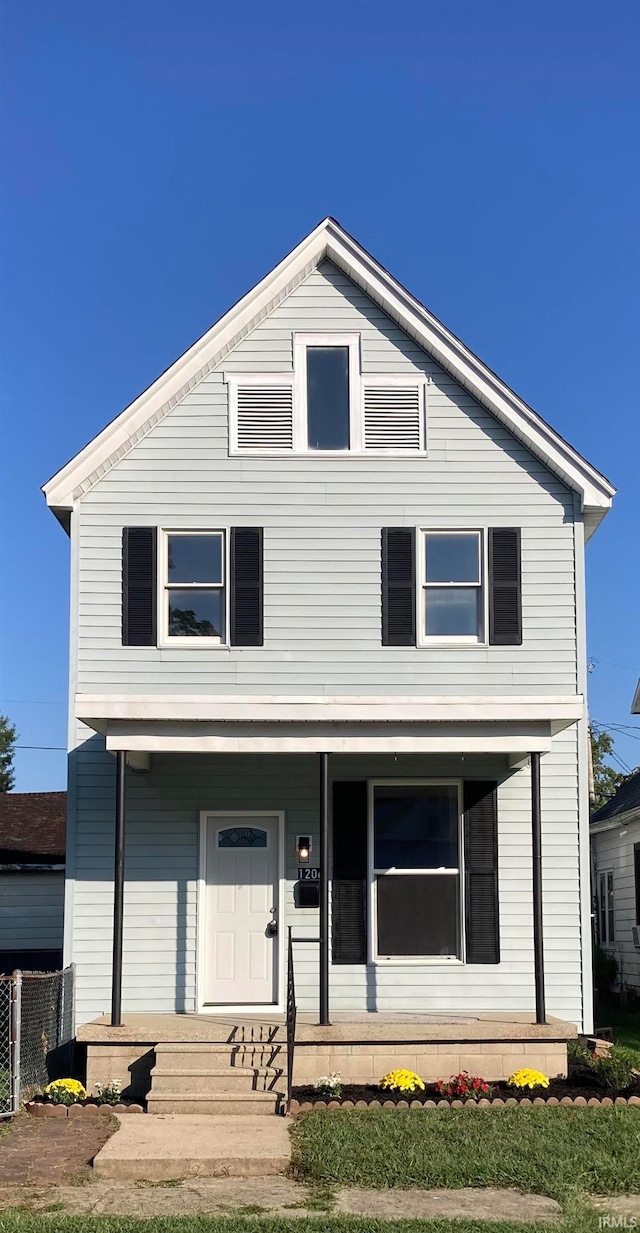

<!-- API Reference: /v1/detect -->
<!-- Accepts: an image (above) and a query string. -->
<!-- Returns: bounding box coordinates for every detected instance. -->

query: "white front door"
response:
[202,814,280,1006]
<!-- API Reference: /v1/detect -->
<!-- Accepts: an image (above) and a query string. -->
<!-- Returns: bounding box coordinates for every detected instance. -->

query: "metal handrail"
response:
[285,928,296,1106]
[286,932,321,1107]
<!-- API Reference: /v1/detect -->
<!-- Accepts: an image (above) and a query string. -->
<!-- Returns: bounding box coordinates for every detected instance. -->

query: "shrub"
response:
[314,1072,342,1098]
[95,1079,122,1105]
[508,1068,549,1090]
[43,1078,86,1105]
[590,1046,637,1092]
[379,1069,425,1094]
[567,1039,591,1066]
[435,1071,493,1099]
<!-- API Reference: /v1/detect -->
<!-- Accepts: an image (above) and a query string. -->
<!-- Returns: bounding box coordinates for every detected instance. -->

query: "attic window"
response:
[226,334,427,455]
[306,346,350,450]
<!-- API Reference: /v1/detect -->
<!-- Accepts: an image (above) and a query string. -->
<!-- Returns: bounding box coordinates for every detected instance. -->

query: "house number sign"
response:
[298,867,320,880]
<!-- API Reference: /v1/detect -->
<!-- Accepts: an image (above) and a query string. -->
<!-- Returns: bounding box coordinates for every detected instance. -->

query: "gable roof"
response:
[42,217,615,532]
[591,768,640,826]
[0,792,66,864]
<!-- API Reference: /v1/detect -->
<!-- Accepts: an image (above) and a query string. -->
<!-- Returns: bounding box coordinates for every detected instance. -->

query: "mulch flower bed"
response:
[26,1099,144,1117]
[291,1072,640,1114]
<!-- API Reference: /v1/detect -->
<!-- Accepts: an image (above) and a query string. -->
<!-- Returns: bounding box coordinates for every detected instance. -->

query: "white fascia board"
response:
[76,693,584,725]
[42,220,331,511]
[590,806,640,834]
[104,719,553,756]
[324,227,614,516]
[42,217,614,519]
[632,679,640,714]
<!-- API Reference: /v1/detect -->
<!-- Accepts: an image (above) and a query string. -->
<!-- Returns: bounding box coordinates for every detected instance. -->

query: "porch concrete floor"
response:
[77,1011,577,1044]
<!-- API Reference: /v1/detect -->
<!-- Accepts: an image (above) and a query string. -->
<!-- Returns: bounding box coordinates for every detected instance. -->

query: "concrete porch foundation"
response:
[78,1012,576,1100]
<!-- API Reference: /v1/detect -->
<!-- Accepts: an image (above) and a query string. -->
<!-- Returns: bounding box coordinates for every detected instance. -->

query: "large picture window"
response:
[162,531,225,643]
[370,782,462,960]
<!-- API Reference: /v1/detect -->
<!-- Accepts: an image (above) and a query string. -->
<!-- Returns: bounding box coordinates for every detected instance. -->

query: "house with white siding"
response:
[42,219,615,1109]
[591,768,640,996]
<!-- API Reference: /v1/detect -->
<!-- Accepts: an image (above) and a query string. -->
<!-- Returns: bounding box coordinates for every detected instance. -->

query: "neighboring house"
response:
[591,769,640,994]
[0,792,66,973]
[41,219,615,1099]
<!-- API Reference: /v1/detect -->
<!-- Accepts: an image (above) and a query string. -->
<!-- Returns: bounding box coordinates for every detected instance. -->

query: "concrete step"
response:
[147,1090,284,1116]
[151,1067,283,1094]
[154,1026,286,1047]
[154,1043,285,1069]
[93,1113,291,1180]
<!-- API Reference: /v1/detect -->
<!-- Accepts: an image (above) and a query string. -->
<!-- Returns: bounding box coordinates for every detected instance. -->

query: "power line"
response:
[14,744,66,754]
[589,656,640,674]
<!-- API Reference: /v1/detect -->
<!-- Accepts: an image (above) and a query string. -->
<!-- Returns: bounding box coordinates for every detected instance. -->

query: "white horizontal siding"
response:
[68,731,583,1028]
[74,260,577,698]
[593,818,640,992]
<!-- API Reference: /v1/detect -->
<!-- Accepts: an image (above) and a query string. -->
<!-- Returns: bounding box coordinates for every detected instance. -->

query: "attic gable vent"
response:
[363,382,425,452]
[228,376,294,452]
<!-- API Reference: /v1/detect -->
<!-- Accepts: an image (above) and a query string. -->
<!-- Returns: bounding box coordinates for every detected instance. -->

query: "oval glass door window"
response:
[218,827,268,848]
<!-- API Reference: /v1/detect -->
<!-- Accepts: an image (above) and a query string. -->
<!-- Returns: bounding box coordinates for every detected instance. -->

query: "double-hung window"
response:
[421,530,484,642]
[163,531,225,644]
[370,782,462,961]
[598,869,615,945]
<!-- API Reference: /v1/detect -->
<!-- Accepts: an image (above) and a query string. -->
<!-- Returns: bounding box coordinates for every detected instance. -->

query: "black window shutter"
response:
[488,528,522,645]
[230,528,263,646]
[464,780,500,964]
[332,781,368,964]
[381,528,416,646]
[122,527,157,646]
[634,843,640,926]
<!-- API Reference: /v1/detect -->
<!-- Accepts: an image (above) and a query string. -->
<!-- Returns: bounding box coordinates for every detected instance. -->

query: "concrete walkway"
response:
[0,1178,564,1222]
[93,1114,291,1180]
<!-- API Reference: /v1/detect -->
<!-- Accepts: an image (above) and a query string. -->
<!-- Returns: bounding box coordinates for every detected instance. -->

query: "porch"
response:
[77,1010,576,1105]
[69,693,589,1100]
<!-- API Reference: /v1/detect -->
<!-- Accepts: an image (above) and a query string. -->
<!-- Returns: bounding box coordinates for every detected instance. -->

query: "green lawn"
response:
[291,1107,640,1201]
[0,1214,614,1233]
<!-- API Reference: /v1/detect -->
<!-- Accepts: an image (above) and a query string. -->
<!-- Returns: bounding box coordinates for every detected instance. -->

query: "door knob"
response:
[266,920,278,938]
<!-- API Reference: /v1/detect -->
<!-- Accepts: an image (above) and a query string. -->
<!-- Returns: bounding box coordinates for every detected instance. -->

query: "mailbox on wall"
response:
[294,879,320,908]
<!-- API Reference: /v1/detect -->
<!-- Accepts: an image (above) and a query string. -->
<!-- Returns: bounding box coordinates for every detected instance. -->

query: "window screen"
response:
[377,874,460,957]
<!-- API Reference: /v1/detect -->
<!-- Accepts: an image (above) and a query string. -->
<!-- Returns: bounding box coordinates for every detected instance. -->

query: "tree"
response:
[0,714,18,793]
[589,726,628,812]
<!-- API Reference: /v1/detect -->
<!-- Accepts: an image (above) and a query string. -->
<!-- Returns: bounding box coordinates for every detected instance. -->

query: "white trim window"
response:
[226,332,428,455]
[420,530,485,643]
[161,530,226,645]
[598,868,615,945]
[294,332,362,452]
[369,780,463,962]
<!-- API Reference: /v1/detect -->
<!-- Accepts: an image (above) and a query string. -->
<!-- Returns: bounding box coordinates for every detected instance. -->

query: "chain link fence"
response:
[0,979,12,1117]
[0,966,75,1115]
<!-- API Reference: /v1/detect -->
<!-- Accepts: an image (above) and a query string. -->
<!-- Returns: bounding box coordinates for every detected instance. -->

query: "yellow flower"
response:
[380,1069,425,1093]
[44,1078,86,1103]
[508,1068,549,1090]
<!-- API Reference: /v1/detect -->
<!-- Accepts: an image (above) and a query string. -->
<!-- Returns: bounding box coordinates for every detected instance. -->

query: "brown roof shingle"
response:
[0,792,66,863]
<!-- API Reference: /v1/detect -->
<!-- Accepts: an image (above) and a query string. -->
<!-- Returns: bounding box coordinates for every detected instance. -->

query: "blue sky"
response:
[1,0,638,791]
